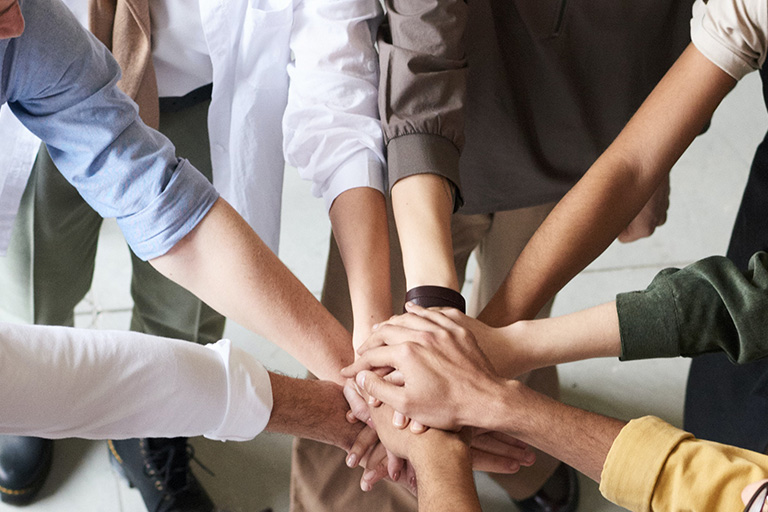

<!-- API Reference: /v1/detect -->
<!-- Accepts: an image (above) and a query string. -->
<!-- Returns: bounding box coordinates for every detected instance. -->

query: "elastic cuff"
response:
[387,134,463,212]
[616,274,681,361]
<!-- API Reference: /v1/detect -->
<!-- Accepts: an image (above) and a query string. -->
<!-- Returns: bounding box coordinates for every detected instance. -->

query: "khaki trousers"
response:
[290,202,559,511]
[0,99,225,343]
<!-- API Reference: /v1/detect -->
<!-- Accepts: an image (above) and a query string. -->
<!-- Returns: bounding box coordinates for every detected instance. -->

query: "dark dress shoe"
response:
[513,463,579,512]
[108,437,215,512]
[0,436,53,505]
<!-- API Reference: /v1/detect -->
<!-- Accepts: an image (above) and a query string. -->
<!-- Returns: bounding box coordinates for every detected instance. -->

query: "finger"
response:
[409,420,427,434]
[343,345,404,376]
[486,431,531,450]
[357,323,430,355]
[392,410,410,429]
[346,426,379,469]
[357,369,406,410]
[386,449,404,482]
[384,370,405,386]
[359,437,386,470]
[343,379,371,424]
[360,462,388,492]
[406,463,418,496]
[470,448,523,474]
[403,302,465,335]
[471,435,535,466]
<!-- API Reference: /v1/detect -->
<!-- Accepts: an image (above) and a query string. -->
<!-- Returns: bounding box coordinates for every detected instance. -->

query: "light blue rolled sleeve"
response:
[0,0,219,260]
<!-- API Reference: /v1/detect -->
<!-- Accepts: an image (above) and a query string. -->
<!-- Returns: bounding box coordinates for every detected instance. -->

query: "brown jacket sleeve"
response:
[378,0,467,209]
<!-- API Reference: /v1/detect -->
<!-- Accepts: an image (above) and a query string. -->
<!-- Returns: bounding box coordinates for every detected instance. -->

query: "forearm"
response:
[479,44,736,326]
[482,302,621,377]
[329,187,393,348]
[391,174,459,291]
[410,439,481,512]
[484,381,625,482]
[150,198,353,384]
[266,373,364,451]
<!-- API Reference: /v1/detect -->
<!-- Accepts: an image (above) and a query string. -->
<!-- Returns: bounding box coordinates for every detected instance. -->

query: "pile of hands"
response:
[338,304,536,494]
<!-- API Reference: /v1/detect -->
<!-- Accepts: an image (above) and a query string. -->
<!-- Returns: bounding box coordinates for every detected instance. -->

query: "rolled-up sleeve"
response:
[0,324,272,441]
[5,2,218,261]
[283,0,387,212]
[600,416,768,512]
[617,252,768,363]
[690,0,768,80]
[378,0,467,208]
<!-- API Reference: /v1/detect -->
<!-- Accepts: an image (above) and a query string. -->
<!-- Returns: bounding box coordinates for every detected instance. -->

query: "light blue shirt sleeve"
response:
[0,0,219,260]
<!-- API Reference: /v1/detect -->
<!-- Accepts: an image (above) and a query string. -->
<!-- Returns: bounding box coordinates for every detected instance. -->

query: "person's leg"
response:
[456,203,578,509]
[109,98,224,512]
[0,144,103,504]
[290,202,417,512]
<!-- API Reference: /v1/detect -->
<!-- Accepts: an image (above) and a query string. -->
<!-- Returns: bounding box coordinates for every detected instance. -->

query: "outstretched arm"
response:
[329,188,393,350]
[479,44,736,326]
[150,198,353,384]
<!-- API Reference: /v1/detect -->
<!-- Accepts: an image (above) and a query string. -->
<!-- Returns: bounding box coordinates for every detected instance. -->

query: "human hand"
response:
[343,377,407,482]
[618,174,670,242]
[341,304,507,431]
[358,404,534,492]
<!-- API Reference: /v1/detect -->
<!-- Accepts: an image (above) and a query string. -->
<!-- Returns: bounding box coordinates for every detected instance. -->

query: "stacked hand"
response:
[340,303,535,491]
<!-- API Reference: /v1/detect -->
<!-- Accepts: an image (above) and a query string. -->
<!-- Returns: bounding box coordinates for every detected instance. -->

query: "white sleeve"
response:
[0,323,272,441]
[282,0,386,212]
[690,0,768,80]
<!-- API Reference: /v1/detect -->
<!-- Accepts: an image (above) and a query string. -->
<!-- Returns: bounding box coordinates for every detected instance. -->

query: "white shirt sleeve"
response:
[282,0,386,212]
[690,0,768,80]
[0,323,272,441]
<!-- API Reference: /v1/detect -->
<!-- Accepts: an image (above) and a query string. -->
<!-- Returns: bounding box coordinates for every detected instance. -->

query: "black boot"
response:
[512,463,580,512]
[0,436,53,505]
[108,437,215,512]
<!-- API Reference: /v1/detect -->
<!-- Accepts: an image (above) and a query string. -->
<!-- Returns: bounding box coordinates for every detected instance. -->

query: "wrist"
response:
[409,431,470,472]
[483,379,529,434]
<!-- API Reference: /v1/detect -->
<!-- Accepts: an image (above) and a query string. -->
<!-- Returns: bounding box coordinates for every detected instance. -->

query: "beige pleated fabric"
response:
[88,0,159,129]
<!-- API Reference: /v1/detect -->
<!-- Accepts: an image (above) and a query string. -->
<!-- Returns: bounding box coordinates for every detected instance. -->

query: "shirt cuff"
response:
[118,159,219,261]
[204,340,273,442]
[599,416,692,512]
[321,150,386,213]
[387,133,463,211]
[616,273,682,361]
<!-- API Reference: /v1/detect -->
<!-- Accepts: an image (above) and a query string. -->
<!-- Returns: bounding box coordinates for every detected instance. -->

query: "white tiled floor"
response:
[2,72,766,511]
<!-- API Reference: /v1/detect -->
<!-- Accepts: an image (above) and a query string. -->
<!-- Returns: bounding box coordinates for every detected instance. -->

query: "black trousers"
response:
[684,67,768,451]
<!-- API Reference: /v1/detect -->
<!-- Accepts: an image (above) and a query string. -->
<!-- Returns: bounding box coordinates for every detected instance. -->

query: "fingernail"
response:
[353,381,362,396]
[361,480,371,492]
[346,453,357,468]
[372,323,379,330]
[393,471,400,481]
[363,470,376,481]
[356,372,366,389]
[410,476,416,488]
[368,394,376,405]
[405,302,413,309]
[393,413,404,427]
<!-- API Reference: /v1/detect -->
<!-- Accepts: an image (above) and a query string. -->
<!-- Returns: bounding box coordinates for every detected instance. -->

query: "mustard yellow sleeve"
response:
[600,416,768,512]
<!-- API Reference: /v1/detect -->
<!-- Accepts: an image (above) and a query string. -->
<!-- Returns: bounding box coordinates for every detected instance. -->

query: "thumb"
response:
[357,370,402,409]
